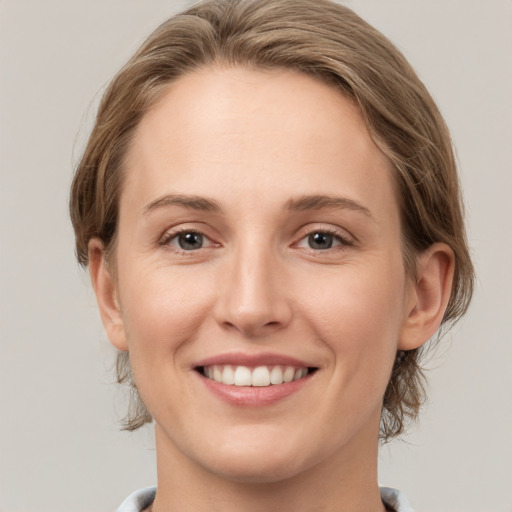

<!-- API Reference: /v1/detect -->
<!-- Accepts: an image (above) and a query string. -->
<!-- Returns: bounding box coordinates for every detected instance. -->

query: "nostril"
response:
[220,318,284,337]
[213,275,293,336]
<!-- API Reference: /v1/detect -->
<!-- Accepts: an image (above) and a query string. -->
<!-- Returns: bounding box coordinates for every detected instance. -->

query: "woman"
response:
[69,0,474,510]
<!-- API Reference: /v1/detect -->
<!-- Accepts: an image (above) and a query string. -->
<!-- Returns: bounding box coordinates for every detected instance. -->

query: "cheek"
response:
[300,259,406,372]
[116,266,217,418]
[118,265,214,354]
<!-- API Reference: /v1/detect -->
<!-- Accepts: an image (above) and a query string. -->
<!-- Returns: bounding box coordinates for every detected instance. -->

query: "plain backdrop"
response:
[1,1,511,511]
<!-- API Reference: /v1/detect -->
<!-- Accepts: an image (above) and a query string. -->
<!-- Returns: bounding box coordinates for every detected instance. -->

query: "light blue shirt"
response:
[116,486,414,511]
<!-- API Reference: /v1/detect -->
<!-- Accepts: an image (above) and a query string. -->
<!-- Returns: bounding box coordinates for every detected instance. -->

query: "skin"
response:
[89,66,454,512]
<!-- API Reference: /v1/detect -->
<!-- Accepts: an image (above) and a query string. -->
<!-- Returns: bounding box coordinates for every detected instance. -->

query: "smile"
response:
[199,365,313,387]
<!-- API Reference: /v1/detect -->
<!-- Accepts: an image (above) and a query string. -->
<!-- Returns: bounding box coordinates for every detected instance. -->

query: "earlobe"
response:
[398,243,455,350]
[88,238,128,351]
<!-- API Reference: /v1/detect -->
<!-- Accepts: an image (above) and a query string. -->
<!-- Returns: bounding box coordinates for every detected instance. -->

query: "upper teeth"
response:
[203,365,309,387]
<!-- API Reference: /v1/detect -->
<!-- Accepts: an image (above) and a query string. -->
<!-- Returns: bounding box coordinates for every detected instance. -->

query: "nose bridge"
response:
[215,234,291,335]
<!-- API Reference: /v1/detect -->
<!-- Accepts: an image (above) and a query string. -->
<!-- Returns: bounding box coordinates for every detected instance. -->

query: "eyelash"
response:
[158,226,354,253]
[158,229,216,252]
[296,227,354,251]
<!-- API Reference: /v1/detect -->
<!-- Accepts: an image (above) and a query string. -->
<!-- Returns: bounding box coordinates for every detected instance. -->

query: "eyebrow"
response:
[142,193,372,217]
[284,195,372,217]
[143,194,222,215]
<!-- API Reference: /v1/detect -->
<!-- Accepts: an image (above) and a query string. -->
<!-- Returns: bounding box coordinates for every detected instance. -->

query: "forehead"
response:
[122,66,397,220]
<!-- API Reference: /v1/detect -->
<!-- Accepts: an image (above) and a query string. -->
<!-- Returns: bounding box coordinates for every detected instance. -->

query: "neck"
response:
[150,420,386,512]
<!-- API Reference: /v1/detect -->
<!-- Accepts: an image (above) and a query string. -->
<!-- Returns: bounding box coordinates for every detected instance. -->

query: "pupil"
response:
[309,232,333,250]
[179,232,203,250]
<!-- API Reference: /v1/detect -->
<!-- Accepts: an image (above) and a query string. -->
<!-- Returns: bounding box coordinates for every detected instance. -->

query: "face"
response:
[101,67,418,482]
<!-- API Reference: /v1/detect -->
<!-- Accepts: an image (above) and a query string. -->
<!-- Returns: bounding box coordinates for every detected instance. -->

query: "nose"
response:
[214,243,293,337]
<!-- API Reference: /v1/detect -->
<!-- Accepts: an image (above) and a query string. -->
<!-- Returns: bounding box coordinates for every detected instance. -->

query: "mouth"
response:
[193,353,318,406]
[197,364,318,387]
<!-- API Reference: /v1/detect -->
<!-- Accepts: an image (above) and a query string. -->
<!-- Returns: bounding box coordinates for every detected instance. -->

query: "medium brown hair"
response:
[70,0,474,441]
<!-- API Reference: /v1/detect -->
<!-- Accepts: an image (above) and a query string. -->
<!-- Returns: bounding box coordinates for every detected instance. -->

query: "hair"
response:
[70,0,474,441]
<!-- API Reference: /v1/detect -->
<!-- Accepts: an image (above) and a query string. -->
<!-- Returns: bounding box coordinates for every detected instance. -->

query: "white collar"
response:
[116,486,414,512]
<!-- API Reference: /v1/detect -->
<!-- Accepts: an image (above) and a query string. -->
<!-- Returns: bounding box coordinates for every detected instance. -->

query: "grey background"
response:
[1,1,511,511]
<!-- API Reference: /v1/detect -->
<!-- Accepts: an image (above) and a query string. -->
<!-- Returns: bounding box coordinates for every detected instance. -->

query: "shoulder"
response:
[115,487,156,512]
[380,486,414,512]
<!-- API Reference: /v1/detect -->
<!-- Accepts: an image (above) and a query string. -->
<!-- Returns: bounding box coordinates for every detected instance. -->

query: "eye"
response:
[306,232,338,250]
[297,230,350,250]
[164,231,213,251]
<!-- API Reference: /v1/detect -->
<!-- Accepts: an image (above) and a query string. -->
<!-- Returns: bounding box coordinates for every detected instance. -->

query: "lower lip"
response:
[198,373,311,406]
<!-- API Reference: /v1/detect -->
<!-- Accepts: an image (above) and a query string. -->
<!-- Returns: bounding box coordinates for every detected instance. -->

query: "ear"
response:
[88,238,128,351]
[398,243,455,350]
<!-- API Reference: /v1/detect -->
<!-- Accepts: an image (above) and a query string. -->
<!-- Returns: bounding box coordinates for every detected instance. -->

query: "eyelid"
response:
[155,222,355,253]
[292,227,356,256]
[295,224,355,245]
[158,224,219,251]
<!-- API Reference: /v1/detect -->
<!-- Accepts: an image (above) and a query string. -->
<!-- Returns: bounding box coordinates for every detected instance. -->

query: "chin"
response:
[190,428,323,484]
[204,451,309,485]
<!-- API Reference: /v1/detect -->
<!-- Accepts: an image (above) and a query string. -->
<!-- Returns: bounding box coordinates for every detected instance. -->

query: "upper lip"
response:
[194,352,315,369]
